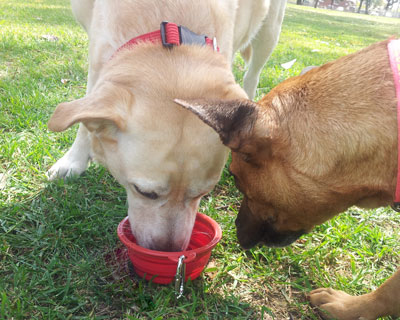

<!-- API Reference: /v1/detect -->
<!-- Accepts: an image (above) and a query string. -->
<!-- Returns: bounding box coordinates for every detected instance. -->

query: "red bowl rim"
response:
[117,212,222,260]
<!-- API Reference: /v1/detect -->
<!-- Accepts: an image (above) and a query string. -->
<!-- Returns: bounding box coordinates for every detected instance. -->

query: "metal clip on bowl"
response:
[174,255,186,299]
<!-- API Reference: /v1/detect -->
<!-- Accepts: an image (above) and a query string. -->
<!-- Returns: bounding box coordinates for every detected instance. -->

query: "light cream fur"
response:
[47,0,286,251]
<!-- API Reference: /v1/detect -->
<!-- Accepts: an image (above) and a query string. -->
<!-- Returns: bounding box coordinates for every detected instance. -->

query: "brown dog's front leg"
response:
[309,268,400,320]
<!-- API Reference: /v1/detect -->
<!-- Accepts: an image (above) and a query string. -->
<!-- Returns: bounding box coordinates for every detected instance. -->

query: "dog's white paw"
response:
[47,153,89,180]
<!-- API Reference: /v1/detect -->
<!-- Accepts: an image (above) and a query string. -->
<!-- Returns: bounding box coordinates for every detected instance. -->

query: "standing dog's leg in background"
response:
[47,51,100,180]
[70,0,94,33]
[309,268,400,320]
[243,1,286,100]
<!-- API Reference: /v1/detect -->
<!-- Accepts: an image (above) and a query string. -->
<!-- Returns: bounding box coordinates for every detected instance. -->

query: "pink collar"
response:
[388,39,400,210]
[114,21,219,57]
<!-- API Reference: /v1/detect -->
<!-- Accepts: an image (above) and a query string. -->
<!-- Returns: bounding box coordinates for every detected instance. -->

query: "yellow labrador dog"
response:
[175,40,400,319]
[47,0,286,251]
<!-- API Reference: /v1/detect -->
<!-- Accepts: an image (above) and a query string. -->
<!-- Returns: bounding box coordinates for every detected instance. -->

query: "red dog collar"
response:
[114,21,219,56]
[388,39,400,211]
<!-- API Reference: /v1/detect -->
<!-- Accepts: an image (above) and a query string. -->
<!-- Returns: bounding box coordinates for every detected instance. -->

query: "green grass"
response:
[1,1,400,319]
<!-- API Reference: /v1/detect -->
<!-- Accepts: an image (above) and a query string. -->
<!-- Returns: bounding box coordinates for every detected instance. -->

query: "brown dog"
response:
[175,40,400,320]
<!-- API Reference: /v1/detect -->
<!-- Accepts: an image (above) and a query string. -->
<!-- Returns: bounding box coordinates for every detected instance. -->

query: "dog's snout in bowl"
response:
[117,212,222,284]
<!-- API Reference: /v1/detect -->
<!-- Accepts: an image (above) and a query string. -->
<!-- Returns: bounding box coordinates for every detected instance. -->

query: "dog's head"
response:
[173,97,316,248]
[175,76,394,249]
[48,45,248,251]
[174,41,396,249]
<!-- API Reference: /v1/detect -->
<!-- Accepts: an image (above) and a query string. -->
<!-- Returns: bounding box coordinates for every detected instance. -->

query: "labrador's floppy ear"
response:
[174,98,258,150]
[48,82,133,132]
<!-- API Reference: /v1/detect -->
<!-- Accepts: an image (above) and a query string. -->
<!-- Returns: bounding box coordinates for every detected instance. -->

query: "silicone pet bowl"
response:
[117,213,222,284]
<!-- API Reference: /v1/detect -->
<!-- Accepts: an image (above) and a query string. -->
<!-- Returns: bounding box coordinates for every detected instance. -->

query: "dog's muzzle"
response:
[235,201,306,249]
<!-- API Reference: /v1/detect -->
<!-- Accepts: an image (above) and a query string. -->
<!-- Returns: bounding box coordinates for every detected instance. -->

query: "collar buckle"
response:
[160,21,218,51]
[179,25,207,47]
[160,21,178,48]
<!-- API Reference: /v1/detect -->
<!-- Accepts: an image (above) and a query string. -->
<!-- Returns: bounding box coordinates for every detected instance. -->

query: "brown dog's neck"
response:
[257,40,398,209]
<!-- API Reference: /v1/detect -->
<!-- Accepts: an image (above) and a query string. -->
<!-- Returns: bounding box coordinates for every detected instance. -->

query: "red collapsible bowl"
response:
[117,213,222,284]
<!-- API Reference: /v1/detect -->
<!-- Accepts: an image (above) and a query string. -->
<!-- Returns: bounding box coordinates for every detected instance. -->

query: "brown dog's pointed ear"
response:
[174,98,258,150]
[48,83,132,132]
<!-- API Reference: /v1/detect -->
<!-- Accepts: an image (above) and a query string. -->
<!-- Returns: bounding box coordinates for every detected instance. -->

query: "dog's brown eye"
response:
[240,153,251,162]
[133,184,158,200]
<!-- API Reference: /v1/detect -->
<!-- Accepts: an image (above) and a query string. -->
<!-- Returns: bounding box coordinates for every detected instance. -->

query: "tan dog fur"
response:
[175,40,400,319]
[47,0,286,251]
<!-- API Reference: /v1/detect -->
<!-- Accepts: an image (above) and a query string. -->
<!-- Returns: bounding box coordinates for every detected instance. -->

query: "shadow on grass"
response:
[0,167,264,319]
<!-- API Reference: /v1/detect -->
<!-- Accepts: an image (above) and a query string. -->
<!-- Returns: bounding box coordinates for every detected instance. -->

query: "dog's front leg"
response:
[47,42,101,181]
[309,268,400,320]
[47,124,91,180]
